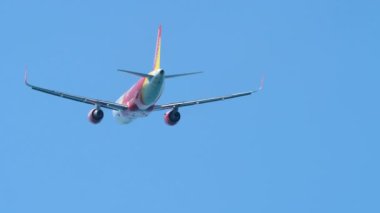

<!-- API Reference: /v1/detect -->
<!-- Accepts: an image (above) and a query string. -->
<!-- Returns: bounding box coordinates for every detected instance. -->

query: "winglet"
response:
[259,75,265,91]
[24,66,30,86]
[153,25,162,70]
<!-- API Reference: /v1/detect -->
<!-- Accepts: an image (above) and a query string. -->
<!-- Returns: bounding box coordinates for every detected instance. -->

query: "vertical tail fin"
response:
[153,25,162,70]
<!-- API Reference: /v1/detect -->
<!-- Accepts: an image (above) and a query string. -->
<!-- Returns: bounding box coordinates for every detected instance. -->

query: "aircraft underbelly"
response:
[112,109,150,124]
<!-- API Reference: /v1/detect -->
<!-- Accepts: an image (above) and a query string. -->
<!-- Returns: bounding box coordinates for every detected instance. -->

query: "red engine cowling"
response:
[88,108,104,124]
[164,109,181,126]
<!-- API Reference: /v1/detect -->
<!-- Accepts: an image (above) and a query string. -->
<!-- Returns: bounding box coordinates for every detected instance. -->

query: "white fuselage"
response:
[112,69,165,124]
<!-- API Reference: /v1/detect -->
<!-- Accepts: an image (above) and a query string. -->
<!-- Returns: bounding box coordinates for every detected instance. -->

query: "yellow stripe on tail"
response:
[153,25,162,70]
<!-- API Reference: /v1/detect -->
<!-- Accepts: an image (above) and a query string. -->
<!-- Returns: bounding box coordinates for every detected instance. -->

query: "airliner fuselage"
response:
[113,69,165,124]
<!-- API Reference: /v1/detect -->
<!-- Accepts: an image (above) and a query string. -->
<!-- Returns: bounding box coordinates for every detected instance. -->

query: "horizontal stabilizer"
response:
[165,71,203,79]
[118,69,153,78]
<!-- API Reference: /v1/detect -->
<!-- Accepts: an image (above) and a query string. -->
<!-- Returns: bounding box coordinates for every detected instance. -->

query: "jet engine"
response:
[164,109,181,126]
[88,108,104,124]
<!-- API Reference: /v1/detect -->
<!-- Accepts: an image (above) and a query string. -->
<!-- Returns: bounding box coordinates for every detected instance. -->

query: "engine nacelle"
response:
[164,109,181,126]
[88,108,104,124]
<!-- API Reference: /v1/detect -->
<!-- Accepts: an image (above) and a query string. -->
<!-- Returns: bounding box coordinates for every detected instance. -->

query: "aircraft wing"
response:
[25,73,128,111]
[153,90,257,111]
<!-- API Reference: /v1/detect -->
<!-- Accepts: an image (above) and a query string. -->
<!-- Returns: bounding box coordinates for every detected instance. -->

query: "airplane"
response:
[25,25,263,125]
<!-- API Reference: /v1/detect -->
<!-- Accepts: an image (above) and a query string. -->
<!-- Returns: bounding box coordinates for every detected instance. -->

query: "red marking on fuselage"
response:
[122,78,145,110]
[127,102,138,111]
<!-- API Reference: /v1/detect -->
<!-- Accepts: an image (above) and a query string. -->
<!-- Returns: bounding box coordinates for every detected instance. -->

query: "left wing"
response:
[24,72,128,111]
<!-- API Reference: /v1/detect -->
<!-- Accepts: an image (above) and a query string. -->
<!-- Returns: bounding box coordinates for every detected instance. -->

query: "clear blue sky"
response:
[1,0,379,212]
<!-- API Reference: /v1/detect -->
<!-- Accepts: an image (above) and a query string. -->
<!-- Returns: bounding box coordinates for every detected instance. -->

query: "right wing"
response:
[154,78,264,111]
[153,90,256,111]
[24,72,128,111]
